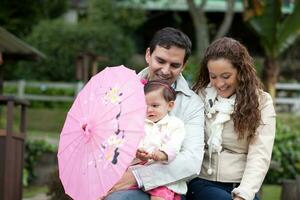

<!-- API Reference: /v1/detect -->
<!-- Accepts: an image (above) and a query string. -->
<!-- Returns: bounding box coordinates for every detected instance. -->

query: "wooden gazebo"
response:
[0,27,45,200]
[76,51,108,83]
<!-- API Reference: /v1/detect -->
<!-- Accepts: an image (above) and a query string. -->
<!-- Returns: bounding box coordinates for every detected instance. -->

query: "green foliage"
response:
[183,56,200,85]
[0,0,68,37]
[23,140,56,186]
[5,0,145,81]
[253,57,264,78]
[262,185,281,200]
[47,169,72,200]
[265,120,300,184]
[245,0,300,58]
[88,0,145,33]
[23,186,48,199]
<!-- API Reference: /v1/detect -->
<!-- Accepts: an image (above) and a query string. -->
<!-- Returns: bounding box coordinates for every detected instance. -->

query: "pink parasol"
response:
[58,65,146,200]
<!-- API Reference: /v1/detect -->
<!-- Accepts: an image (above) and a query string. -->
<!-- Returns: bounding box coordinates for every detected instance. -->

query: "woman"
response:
[187,37,276,200]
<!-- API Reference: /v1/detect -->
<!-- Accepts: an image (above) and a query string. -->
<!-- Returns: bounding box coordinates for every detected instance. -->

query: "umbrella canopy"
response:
[58,65,146,200]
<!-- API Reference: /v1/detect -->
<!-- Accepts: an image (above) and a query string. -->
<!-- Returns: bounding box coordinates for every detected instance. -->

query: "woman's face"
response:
[207,58,238,98]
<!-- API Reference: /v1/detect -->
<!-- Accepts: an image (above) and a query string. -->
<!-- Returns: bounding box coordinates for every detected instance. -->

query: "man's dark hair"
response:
[149,27,192,64]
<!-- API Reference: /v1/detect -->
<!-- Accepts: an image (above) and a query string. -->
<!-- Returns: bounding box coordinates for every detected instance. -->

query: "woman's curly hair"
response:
[193,37,263,138]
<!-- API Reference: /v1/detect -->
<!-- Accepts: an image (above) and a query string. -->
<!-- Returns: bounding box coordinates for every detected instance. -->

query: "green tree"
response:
[88,0,145,34]
[121,0,235,60]
[244,0,300,97]
[0,0,69,37]
[4,0,145,81]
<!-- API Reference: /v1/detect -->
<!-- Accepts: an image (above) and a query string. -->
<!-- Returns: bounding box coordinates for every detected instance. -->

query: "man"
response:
[105,27,204,200]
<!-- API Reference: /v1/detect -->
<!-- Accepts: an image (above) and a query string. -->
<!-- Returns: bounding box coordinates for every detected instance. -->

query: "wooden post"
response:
[0,96,29,200]
[297,176,300,199]
[3,101,15,200]
[281,179,297,200]
[91,60,98,76]
[83,54,89,83]
[20,104,27,134]
[76,55,83,81]
[17,80,25,99]
[76,82,83,96]
[0,52,3,95]
[0,52,3,65]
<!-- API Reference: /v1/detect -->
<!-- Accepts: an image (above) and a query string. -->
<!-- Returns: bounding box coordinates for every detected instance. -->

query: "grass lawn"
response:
[277,113,300,130]
[23,185,48,198]
[27,108,69,133]
[262,184,281,200]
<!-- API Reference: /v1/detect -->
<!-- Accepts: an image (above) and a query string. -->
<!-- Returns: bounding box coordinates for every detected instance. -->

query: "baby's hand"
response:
[151,150,168,162]
[136,148,151,161]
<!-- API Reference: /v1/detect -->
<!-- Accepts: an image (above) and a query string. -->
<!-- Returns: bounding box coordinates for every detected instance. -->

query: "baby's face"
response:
[145,89,172,123]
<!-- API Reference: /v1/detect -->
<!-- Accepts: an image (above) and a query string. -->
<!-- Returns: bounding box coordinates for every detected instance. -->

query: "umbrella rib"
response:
[87,139,96,200]
[60,129,81,136]
[82,142,90,200]
[63,137,85,190]
[90,136,105,196]
[67,112,81,123]
[72,142,87,200]
[58,134,83,155]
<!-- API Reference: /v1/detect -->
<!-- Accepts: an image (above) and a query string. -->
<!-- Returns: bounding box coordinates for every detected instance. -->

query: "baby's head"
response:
[144,80,176,123]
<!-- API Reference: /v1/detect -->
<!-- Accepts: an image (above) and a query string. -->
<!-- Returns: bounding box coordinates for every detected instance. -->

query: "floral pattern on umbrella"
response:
[57,65,146,200]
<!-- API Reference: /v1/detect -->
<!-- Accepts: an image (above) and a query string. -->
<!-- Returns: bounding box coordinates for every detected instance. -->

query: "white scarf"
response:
[204,84,235,175]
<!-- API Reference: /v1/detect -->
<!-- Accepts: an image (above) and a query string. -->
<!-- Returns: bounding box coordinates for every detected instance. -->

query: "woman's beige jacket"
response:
[198,90,276,200]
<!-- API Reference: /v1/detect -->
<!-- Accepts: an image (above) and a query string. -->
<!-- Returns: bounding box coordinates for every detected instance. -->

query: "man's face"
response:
[145,45,186,85]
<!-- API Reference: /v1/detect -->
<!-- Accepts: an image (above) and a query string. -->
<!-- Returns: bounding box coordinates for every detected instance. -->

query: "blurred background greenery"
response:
[1,0,300,200]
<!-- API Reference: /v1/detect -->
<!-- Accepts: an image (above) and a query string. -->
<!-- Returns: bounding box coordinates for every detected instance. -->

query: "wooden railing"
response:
[275,83,300,114]
[4,81,84,102]
[4,81,300,113]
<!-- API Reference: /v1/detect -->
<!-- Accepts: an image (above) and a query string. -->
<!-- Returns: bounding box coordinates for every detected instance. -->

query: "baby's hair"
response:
[144,80,176,102]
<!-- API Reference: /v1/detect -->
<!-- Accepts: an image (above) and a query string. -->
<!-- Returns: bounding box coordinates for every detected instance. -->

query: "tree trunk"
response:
[194,12,209,60]
[0,64,3,95]
[281,179,297,200]
[187,0,234,60]
[262,56,279,98]
[214,0,235,40]
[186,0,210,60]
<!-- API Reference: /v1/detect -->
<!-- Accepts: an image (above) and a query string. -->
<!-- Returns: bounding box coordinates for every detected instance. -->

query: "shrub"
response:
[265,120,300,184]
[4,0,145,81]
[23,140,56,186]
[47,169,72,200]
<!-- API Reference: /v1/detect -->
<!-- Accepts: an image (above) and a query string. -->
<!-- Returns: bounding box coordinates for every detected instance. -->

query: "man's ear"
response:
[145,48,151,65]
[167,101,175,112]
